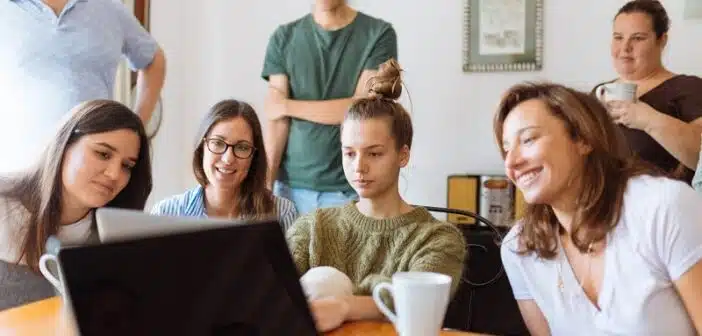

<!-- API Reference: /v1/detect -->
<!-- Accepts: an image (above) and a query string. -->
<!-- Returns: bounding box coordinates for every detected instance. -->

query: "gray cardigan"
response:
[0,232,99,311]
[0,260,55,311]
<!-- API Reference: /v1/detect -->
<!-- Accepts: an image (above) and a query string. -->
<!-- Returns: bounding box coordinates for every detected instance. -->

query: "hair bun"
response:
[367,59,403,100]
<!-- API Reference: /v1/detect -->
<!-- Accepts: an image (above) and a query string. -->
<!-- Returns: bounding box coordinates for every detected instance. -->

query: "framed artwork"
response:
[684,0,702,20]
[447,175,480,225]
[463,0,543,72]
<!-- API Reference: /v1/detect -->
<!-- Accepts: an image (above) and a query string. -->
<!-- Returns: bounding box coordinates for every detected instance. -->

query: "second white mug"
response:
[39,253,65,295]
[372,271,452,336]
[594,82,638,102]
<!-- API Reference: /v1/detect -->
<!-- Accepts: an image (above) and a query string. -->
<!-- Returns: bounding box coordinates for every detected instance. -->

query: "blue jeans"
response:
[274,181,358,215]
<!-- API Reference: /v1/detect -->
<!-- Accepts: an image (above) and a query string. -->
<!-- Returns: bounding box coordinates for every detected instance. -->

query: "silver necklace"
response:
[557,238,594,294]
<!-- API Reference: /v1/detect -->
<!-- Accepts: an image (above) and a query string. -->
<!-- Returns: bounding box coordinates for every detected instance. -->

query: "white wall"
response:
[146,0,702,209]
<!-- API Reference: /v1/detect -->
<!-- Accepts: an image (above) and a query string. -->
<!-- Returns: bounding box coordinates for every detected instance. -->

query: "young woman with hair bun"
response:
[286,59,466,332]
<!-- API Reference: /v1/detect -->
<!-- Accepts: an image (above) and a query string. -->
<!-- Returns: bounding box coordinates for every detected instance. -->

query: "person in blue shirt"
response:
[0,0,166,173]
[151,100,297,232]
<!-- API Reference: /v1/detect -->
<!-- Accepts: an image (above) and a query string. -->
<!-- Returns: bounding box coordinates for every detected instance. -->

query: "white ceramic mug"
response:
[372,272,452,336]
[594,82,637,102]
[39,253,65,295]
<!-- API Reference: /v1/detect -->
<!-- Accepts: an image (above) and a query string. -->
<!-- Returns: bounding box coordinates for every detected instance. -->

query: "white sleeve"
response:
[148,200,167,216]
[693,154,702,193]
[0,198,25,262]
[274,196,298,233]
[500,226,533,300]
[148,196,183,217]
[646,180,702,281]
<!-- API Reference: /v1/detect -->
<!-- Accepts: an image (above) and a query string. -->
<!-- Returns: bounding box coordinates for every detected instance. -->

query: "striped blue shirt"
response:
[150,187,299,233]
[0,0,158,172]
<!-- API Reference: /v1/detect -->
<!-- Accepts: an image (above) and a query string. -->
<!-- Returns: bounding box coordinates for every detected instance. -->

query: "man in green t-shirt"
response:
[261,0,398,215]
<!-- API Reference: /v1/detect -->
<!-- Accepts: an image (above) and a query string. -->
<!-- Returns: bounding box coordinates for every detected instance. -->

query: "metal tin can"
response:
[479,175,515,227]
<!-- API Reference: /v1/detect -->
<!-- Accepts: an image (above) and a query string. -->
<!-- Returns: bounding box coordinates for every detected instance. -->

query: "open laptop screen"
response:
[58,221,317,336]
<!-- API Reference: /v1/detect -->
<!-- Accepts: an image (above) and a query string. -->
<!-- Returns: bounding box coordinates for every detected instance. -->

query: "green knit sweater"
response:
[286,202,467,298]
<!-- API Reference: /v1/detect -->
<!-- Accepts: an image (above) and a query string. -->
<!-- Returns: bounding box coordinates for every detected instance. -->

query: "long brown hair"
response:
[494,82,660,258]
[192,99,275,218]
[4,100,152,271]
[343,58,413,150]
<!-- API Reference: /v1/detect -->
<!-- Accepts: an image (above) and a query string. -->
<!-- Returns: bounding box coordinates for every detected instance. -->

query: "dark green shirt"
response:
[261,12,398,192]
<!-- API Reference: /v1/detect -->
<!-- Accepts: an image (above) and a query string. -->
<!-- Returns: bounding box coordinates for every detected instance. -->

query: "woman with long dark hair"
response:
[0,100,152,310]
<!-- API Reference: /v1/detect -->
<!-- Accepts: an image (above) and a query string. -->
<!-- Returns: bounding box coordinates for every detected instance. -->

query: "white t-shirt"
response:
[0,196,93,263]
[501,175,702,336]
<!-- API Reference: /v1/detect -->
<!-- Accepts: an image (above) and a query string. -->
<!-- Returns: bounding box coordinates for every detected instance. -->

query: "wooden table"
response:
[325,321,481,335]
[0,297,67,335]
[0,297,481,335]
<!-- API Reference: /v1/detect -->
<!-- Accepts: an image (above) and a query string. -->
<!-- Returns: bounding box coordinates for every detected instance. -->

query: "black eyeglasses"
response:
[203,138,256,159]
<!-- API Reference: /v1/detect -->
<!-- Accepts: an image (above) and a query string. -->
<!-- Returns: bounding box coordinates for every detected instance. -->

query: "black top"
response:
[594,75,702,183]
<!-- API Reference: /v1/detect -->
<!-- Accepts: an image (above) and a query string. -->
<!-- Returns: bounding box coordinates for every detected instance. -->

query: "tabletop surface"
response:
[0,297,483,335]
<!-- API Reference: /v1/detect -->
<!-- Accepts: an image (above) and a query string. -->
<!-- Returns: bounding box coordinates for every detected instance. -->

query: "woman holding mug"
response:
[497,82,702,335]
[0,100,153,310]
[151,100,297,231]
[593,0,702,183]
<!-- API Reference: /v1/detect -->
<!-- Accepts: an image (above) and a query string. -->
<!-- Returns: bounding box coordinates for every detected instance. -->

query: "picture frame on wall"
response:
[684,0,702,20]
[463,0,543,72]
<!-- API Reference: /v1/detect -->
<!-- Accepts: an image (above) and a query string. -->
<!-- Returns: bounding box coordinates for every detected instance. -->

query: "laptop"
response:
[95,207,259,243]
[56,213,318,336]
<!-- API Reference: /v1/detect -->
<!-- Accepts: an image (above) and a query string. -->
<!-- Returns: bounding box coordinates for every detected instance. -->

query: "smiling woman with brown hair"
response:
[0,100,153,310]
[496,82,702,335]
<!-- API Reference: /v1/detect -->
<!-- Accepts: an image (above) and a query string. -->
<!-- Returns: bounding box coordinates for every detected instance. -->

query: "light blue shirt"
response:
[150,187,299,233]
[0,0,158,172]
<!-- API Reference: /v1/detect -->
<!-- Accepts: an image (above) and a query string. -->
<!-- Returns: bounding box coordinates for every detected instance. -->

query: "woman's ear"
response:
[576,140,593,156]
[659,33,668,50]
[398,145,410,168]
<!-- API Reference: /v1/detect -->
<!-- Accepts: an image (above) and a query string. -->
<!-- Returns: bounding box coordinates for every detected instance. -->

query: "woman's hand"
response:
[607,100,660,132]
[309,296,351,332]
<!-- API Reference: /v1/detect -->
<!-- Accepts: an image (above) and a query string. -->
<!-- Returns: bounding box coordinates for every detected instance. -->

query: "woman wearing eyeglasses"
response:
[151,99,297,231]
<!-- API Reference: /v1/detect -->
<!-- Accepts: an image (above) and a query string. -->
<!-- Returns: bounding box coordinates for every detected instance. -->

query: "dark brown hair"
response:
[493,82,659,258]
[616,0,670,38]
[343,58,413,150]
[3,100,152,271]
[192,99,275,219]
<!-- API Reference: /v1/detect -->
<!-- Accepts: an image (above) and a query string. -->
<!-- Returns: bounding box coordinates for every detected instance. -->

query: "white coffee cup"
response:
[39,253,65,295]
[595,82,638,102]
[372,272,452,336]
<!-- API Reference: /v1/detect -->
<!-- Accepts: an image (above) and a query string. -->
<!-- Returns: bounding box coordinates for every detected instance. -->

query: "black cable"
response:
[417,206,506,288]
